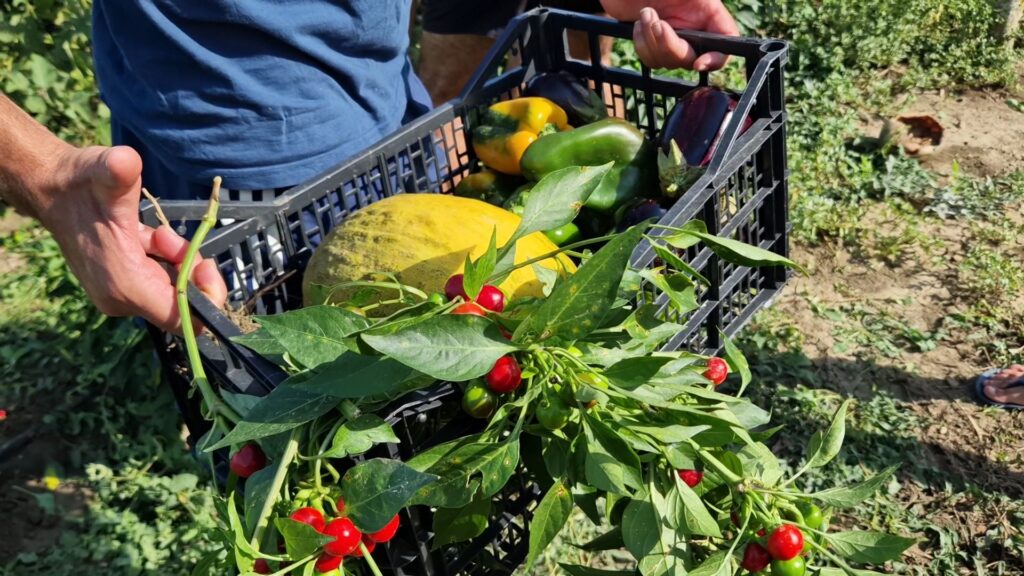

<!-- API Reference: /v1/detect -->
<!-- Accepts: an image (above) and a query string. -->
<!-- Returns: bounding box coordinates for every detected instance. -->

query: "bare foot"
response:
[983,364,1024,405]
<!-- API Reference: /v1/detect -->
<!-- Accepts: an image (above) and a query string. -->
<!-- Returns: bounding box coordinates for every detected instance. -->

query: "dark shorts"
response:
[423,0,604,37]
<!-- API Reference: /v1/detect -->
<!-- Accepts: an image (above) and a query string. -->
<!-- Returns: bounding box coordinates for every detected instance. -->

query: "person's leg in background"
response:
[418,0,522,106]
[418,0,613,106]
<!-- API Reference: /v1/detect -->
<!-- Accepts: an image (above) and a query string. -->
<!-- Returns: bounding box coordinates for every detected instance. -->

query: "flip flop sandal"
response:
[974,368,1024,410]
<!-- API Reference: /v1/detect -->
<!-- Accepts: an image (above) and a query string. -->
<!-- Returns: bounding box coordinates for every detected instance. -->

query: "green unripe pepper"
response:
[536,396,571,430]
[770,556,806,576]
[543,222,582,246]
[519,118,657,213]
[797,503,823,530]
[462,379,497,419]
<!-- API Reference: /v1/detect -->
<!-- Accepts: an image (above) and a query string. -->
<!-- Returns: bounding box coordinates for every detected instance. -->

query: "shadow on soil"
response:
[736,345,1024,500]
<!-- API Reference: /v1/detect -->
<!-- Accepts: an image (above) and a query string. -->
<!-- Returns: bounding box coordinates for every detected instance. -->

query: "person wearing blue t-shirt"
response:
[0,1,738,335]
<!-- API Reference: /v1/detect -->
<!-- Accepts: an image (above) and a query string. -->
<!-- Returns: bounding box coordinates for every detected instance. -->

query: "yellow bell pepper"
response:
[471,97,570,175]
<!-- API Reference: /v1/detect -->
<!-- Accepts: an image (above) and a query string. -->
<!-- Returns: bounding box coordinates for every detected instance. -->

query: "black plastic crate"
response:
[141,8,789,575]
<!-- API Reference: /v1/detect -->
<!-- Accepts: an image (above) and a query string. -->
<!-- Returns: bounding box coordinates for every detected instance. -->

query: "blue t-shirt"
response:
[92,1,432,194]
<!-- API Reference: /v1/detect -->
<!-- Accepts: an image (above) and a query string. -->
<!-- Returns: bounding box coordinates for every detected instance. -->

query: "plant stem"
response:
[806,537,858,573]
[175,177,242,425]
[488,233,620,281]
[265,553,317,576]
[322,280,428,302]
[251,427,302,550]
[360,542,385,576]
[338,400,361,421]
[780,462,812,489]
[324,461,341,483]
[756,487,809,500]
[313,416,347,490]
[687,440,743,485]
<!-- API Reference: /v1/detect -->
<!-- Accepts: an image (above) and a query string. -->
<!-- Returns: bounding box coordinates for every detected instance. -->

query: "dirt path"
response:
[901,90,1024,178]
[773,88,1024,505]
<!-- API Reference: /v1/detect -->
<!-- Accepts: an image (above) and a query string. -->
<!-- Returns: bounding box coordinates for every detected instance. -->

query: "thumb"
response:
[83,145,145,221]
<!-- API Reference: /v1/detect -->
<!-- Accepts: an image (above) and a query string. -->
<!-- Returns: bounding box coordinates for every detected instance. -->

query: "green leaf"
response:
[721,332,751,390]
[243,465,276,536]
[227,492,257,566]
[810,465,900,508]
[255,305,371,369]
[638,552,687,576]
[603,357,675,390]
[220,389,262,419]
[463,228,499,300]
[405,435,479,471]
[651,242,708,284]
[816,569,888,576]
[507,163,613,246]
[338,459,438,533]
[671,472,722,537]
[660,220,707,249]
[642,270,699,315]
[515,225,645,343]
[293,354,418,399]
[363,315,517,381]
[574,488,603,525]
[689,551,732,576]
[532,262,560,297]
[526,481,574,568]
[576,527,624,551]
[274,518,334,560]
[323,414,399,458]
[208,379,336,450]
[432,492,491,548]
[683,223,806,274]
[738,442,784,486]
[827,531,917,564]
[624,421,710,444]
[559,565,636,576]
[543,436,571,480]
[584,416,643,495]
[622,498,661,559]
[806,399,851,468]
[408,439,520,508]
[231,328,287,361]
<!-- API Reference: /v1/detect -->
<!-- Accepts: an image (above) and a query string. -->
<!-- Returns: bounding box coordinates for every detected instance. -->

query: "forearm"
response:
[0,93,74,219]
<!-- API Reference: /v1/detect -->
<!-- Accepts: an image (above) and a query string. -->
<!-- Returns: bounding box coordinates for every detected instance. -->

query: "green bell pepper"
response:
[519,118,657,213]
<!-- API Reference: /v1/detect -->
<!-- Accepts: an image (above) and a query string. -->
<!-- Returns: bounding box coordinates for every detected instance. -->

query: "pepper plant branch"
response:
[488,232,621,281]
[686,440,743,485]
[250,426,302,550]
[174,177,242,426]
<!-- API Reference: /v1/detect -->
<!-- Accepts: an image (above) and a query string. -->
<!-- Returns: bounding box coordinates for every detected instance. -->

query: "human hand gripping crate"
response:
[141,9,914,576]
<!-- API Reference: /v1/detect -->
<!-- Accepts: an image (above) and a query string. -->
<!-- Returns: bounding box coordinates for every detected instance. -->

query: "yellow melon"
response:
[302,194,575,310]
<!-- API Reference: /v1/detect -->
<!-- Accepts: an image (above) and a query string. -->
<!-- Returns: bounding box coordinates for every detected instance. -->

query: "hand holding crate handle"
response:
[599,1,741,70]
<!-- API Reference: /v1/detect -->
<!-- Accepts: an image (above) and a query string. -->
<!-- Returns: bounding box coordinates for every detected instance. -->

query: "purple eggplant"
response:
[615,198,669,232]
[657,87,752,198]
[524,71,608,127]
